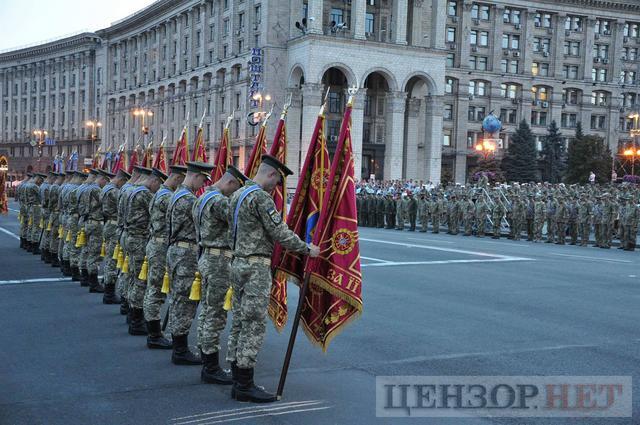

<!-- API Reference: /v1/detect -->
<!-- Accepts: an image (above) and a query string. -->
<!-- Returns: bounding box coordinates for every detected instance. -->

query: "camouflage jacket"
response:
[167,184,197,244]
[193,186,230,249]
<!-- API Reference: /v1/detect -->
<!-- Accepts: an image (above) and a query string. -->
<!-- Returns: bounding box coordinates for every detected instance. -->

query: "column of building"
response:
[299,82,324,168]
[306,0,323,34]
[350,90,366,179]
[384,91,406,180]
[404,98,421,179]
[424,94,443,184]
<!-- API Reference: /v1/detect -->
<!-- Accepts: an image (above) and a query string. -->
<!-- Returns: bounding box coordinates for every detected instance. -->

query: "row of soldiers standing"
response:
[16,155,319,403]
[356,187,639,250]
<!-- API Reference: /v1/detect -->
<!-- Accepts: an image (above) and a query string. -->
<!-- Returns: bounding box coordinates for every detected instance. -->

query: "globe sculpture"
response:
[482,114,502,134]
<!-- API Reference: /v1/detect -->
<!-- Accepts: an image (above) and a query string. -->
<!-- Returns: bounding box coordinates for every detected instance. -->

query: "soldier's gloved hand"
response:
[307,243,321,258]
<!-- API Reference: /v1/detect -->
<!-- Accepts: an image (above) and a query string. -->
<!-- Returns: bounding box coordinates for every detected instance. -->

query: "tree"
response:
[470,156,504,184]
[565,122,612,184]
[540,120,566,183]
[501,119,538,182]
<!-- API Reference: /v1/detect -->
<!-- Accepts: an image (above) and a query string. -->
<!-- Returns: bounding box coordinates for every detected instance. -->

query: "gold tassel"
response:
[188,272,202,301]
[223,286,234,311]
[100,240,106,257]
[28,216,33,226]
[161,268,170,294]
[18,212,21,224]
[138,256,148,280]
[65,229,72,242]
[75,229,86,248]
[39,218,44,229]
[116,249,124,269]
[112,242,120,260]
[121,255,129,273]
[46,219,52,231]
[58,225,63,239]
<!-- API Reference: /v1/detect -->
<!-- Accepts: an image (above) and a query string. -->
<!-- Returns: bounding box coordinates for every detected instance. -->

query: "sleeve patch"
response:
[268,207,282,224]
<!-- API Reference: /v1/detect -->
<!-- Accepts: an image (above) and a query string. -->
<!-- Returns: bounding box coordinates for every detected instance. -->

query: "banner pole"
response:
[276,271,311,400]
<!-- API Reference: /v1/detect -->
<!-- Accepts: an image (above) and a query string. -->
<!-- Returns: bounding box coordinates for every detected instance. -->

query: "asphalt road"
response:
[0,200,638,425]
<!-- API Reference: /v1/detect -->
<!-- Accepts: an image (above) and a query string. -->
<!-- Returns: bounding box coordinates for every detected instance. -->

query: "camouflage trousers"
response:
[419,214,429,232]
[463,216,473,235]
[226,256,271,369]
[197,251,232,355]
[431,215,440,233]
[534,220,544,241]
[57,215,67,260]
[29,206,42,243]
[545,218,556,242]
[115,230,130,297]
[48,213,60,254]
[475,216,486,236]
[385,213,395,229]
[623,225,637,249]
[102,223,119,287]
[19,205,28,238]
[83,221,103,275]
[579,222,590,245]
[39,212,51,251]
[556,221,567,244]
[568,221,578,244]
[126,235,148,308]
[165,244,199,336]
[63,216,81,266]
[594,223,603,246]
[448,214,458,234]
[143,239,168,322]
[512,219,523,241]
[377,213,385,228]
[491,216,501,237]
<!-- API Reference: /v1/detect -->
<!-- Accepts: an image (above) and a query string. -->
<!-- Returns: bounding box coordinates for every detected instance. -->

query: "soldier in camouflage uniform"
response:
[16,174,32,250]
[525,194,535,241]
[545,195,557,243]
[491,195,505,239]
[555,196,568,245]
[47,173,65,268]
[64,172,87,281]
[432,193,443,233]
[418,192,429,232]
[601,193,615,249]
[38,172,54,262]
[395,193,405,230]
[376,192,385,228]
[126,167,162,336]
[101,169,129,304]
[620,195,639,251]
[59,172,81,275]
[384,193,396,229]
[367,193,377,227]
[165,162,213,365]
[84,171,109,292]
[567,195,579,245]
[533,194,546,242]
[474,194,488,237]
[577,194,592,247]
[77,170,100,286]
[27,173,46,255]
[194,165,246,385]
[592,194,604,248]
[115,168,144,315]
[143,165,185,349]
[406,191,418,231]
[226,155,320,403]
[461,194,474,236]
[447,194,459,235]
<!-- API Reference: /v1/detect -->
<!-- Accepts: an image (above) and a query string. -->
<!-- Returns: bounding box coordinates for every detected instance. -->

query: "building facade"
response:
[1,0,639,183]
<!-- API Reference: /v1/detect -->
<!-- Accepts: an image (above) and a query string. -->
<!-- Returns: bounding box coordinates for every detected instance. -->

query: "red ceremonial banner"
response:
[112,147,126,173]
[127,146,139,174]
[191,127,208,163]
[141,143,154,168]
[303,99,362,351]
[212,127,232,183]
[153,143,168,173]
[172,127,189,166]
[270,112,329,331]
[244,124,268,179]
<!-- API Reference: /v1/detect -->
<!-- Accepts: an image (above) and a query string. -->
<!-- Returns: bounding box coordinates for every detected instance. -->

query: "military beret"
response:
[133,166,152,175]
[186,161,214,181]
[27,173,33,177]
[225,164,248,186]
[116,169,131,180]
[99,169,116,178]
[151,168,168,182]
[169,165,187,176]
[35,172,48,178]
[89,168,101,175]
[75,171,88,177]
[261,154,293,179]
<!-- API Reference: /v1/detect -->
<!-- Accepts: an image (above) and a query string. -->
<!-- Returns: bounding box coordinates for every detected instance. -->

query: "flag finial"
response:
[347,85,358,107]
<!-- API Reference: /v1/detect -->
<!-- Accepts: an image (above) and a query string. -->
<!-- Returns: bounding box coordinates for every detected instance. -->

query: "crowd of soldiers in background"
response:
[356,178,640,251]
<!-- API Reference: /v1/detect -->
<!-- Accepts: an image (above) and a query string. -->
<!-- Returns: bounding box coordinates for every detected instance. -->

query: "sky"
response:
[0,0,157,51]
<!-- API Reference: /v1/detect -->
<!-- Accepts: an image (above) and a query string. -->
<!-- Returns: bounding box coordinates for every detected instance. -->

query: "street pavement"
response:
[0,200,638,425]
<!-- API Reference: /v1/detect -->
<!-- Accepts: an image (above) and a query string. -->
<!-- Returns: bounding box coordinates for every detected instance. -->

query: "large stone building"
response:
[1,0,639,184]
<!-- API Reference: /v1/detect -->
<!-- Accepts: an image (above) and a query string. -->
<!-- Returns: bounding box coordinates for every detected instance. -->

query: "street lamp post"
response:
[475,139,496,160]
[629,113,640,176]
[133,108,154,142]
[32,129,48,159]
[85,120,102,159]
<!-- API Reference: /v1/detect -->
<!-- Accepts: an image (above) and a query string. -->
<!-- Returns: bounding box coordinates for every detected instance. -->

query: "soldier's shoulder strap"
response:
[232,185,261,249]
[197,190,222,225]
[100,183,116,200]
[169,188,191,211]
[154,188,172,201]
[129,185,150,200]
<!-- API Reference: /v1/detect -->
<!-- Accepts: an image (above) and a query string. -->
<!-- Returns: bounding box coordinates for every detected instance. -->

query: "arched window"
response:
[590,90,609,106]
[469,80,489,97]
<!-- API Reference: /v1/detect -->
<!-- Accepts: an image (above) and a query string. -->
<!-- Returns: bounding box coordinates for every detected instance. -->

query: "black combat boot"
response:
[50,253,60,268]
[32,243,41,255]
[128,308,148,335]
[102,284,120,304]
[200,350,233,385]
[230,362,239,399]
[19,237,25,249]
[62,260,72,276]
[233,367,277,403]
[40,249,47,262]
[71,266,81,281]
[171,334,203,365]
[25,241,33,252]
[120,297,129,315]
[146,320,172,349]
[88,274,104,293]
[80,269,89,287]
[126,308,132,325]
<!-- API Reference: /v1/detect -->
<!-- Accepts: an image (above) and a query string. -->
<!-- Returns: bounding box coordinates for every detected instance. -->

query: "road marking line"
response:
[406,237,454,244]
[0,277,72,285]
[170,400,325,421]
[553,253,632,264]
[0,226,20,240]
[172,401,329,424]
[361,256,392,263]
[362,258,529,267]
[8,208,19,212]
[360,237,533,261]
[190,406,333,425]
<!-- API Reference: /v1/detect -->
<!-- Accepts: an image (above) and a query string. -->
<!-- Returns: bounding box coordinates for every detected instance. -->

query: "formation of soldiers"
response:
[356,180,640,251]
[15,155,319,404]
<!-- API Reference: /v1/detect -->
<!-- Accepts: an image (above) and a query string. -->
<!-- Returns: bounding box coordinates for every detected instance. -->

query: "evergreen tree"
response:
[565,122,612,184]
[540,120,566,183]
[501,119,538,182]
[470,156,504,183]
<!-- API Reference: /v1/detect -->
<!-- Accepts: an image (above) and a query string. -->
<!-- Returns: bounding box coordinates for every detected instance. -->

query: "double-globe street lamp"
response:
[85,120,102,159]
[32,129,48,159]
